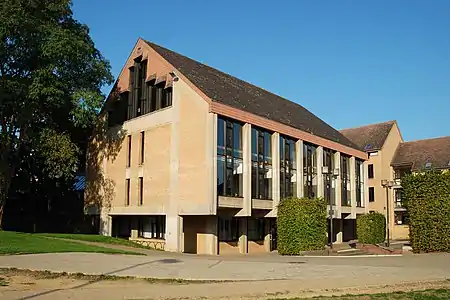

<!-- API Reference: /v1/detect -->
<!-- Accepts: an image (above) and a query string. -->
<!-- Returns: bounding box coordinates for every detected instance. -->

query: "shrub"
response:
[277,197,327,255]
[402,171,450,253]
[357,212,386,244]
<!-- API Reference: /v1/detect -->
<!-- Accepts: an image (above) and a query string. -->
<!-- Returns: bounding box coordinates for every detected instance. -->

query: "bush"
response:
[277,197,327,255]
[402,171,450,253]
[357,212,386,244]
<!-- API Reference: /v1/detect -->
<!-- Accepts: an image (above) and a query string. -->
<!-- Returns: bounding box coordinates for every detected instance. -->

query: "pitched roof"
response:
[144,40,359,150]
[391,136,450,171]
[339,121,396,152]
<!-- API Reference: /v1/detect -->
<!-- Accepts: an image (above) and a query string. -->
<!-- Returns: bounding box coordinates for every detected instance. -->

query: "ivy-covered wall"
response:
[356,212,386,244]
[402,171,450,253]
[277,197,327,255]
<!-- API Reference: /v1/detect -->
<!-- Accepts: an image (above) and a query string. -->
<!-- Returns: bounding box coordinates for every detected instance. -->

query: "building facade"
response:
[85,38,368,255]
[340,121,405,239]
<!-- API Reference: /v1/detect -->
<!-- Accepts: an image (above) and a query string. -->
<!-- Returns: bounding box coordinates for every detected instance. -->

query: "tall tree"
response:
[0,0,113,227]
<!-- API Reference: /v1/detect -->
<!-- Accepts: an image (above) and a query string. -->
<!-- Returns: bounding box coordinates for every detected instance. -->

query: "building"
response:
[85,38,368,255]
[340,121,404,239]
[390,136,450,239]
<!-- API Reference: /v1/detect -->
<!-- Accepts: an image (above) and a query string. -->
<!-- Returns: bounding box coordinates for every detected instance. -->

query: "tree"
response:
[0,0,113,227]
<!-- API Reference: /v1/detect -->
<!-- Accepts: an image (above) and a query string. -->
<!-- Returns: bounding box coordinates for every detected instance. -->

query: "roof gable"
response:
[143,40,359,150]
[339,121,396,152]
[391,136,450,171]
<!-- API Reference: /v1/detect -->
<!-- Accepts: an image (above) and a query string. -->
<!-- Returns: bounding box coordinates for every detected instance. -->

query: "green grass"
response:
[0,276,8,286]
[277,289,450,299]
[0,231,142,255]
[38,233,153,249]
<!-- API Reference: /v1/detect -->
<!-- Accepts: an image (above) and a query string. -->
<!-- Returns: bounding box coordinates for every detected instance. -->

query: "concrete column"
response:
[239,218,248,254]
[242,123,252,216]
[165,214,183,252]
[210,114,218,215]
[316,146,324,198]
[272,133,280,211]
[296,140,304,198]
[207,216,219,255]
[336,219,343,243]
[350,157,356,218]
[264,220,271,252]
[130,217,138,239]
[100,211,112,236]
[334,152,342,213]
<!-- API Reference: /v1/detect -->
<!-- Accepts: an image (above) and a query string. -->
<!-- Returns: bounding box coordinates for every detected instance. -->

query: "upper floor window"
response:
[217,117,243,197]
[126,135,132,168]
[251,127,272,199]
[323,149,335,204]
[280,136,297,199]
[303,143,317,198]
[369,187,375,202]
[355,159,364,207]
[368,164,374,178]
[341,155,351,206]
[394,167,411,179]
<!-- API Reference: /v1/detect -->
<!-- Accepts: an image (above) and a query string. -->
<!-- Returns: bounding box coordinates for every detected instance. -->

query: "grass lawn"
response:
[38,233,152,249]
[0,231,141,255]
[281,288,450,299]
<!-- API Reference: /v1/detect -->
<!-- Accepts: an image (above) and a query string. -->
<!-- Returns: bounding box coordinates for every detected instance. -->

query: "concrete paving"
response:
[0,252,449,282]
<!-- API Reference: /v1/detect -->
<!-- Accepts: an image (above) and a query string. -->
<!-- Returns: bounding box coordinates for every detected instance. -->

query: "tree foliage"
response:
[401,171,450,253]
[277,197,327,255]
[0,0,113,227]
[356,212,386,244]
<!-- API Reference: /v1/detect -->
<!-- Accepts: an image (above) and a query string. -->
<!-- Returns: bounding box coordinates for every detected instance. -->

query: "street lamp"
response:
[322,166,339,249]
[381,179,394,247]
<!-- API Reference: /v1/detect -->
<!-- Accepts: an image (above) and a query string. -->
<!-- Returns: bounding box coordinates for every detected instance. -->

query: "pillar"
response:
[130,217,138,239]
[100,211,112,236]
[239,218,248,254]
[272,133,280,212]
[242,123,252,216]
[165,214,183,252]
[296,140,304,198]
[336,219,343,243]
[316,146,324,198]
[264,220,271,252]
[350,157,357,218]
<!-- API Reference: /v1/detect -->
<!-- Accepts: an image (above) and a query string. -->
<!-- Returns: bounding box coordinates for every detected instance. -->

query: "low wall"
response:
[129,238,165,250]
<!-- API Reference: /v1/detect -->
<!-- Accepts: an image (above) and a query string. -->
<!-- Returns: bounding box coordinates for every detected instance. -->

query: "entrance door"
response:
[270,219,277,251]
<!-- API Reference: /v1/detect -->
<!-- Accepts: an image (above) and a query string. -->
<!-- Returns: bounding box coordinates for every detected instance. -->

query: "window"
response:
[140,131,145,165]
[248,218,265,241]
[138,177,143,205]
[125,179,130,206]
[137,60,148,116]
[126,135,132,167]
[303,143,317,198]
[368,164,374,179]
[251,127,272,199]
[161,87,172,108]
[355,159,364,207]
[323,149,335,204]
[218,217,240,242]
[138,216,165,239]
[127,66,135,120]
[369,187,375,202]
[280,136,297,199]
[394,189,403,208]
[217,117,243,197]
[341,155,351,206]
[395,211,409,225]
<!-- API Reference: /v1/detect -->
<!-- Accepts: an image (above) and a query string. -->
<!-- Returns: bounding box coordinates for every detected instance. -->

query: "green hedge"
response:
[356,212,386,244]
[402,171,450,253]
[277,197,327,255]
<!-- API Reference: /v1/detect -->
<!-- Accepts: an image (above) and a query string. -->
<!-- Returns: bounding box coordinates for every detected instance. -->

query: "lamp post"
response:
[381,179,394,247]
[322,166,339,249]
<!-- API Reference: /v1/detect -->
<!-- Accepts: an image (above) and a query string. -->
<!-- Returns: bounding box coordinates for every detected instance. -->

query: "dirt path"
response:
[1,270,449,300]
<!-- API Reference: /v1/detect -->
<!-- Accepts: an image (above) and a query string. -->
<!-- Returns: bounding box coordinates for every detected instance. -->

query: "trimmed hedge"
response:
[402,171,450,253]
[356,212,386,244]
[277,197,327,255]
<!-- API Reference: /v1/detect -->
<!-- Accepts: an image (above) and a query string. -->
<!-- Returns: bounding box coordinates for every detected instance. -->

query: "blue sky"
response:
[73,0,450,141]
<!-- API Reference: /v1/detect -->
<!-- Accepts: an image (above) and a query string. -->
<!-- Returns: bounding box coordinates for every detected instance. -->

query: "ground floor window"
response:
[138,215,165,239]
[395,211,409,225]
[218,217,240,242]
[248,218,265,241]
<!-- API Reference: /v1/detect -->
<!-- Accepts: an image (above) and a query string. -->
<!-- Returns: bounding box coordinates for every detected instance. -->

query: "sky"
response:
[72,0,450,142]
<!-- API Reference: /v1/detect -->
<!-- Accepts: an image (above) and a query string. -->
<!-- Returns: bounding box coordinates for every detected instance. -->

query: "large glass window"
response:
[251,128,272,199]
[303,143,317,198]
[355,159,364,207]
[248,218,265,241]
[280,136,297,199]
[138,216,165,239]
[341,155,351,206]
[217,118,243,197]
[323,149,335,204]
[218,217,240,241]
